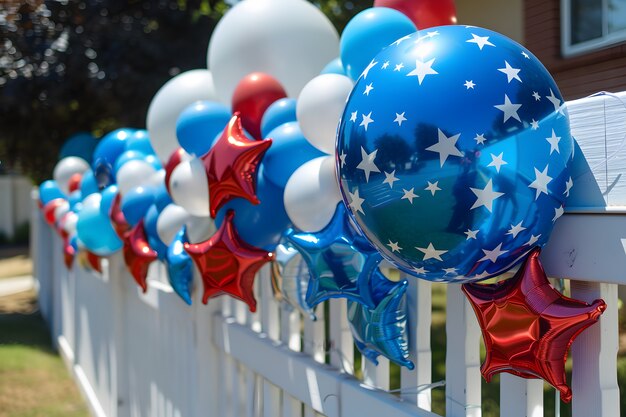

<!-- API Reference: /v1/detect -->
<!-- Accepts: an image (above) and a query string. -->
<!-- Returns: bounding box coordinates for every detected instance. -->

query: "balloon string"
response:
[569,91,626,183]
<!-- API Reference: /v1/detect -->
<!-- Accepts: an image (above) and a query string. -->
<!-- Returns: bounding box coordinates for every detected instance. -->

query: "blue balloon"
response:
[121,186,156,226]
[59,132,98,162]
[125,130,156,155]
[93,128,134,166]
[144,204,168,259]
[68,190,82,211]
[320,57,346,76]
[144,154,163,170]
[153,183,173,212]
[337,26,573,283]
[166,229,194,305]
[214,170,291,251]
[114,150,148,172]
[176,101,231,157]
[260,98,297,138]
[262,122,326,187]
[76,199,123,256]
[93,157,115,189]
[285,204,381,308]
[80,170,99,197]
[340,7,416,80]
[100,185,119,216]
[39,180,65,205]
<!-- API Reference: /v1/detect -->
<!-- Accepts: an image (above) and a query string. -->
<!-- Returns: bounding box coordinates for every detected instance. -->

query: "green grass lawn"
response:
[0,290,88,417]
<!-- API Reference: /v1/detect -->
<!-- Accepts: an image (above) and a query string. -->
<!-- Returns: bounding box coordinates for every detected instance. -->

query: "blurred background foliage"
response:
[0,0,368,183]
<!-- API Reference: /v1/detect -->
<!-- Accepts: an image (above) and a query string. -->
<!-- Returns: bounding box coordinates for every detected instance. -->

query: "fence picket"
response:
[328,299,353,373]
[499,374,543,417]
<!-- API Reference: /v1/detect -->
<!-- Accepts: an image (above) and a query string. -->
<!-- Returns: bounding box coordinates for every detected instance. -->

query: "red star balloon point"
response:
[123,219,158,293]
[202,114,272,218]
[110,193,131,239]
[63,237,75,269]
[462,248,606,403]
[78,250,103,274]
[183,210,273,312]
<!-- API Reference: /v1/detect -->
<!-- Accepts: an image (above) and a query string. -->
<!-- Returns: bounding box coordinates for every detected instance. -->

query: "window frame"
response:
[561,0,626,56]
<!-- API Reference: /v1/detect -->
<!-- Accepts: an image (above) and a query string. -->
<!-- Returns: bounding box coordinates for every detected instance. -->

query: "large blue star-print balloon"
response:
[285,204,382,308]
[337,25,574,283]
[347,256,413,369]
[166,228,194,305]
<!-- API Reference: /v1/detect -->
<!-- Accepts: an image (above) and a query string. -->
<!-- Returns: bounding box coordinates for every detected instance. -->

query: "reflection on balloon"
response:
[166,229,194,305]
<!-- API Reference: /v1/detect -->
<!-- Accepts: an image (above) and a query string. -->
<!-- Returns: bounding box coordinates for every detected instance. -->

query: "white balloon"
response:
[82,193,102,210]
[168,157,210,217]
[146,69,219,162]
[62,211,78,235]
[284,156,342,232]
[147,169,166,188]
[185,215,216,244]
[296,74,354,155]
[208,0,339,103]
[53,156,90,195]
[116,160,158,196]
[53,201,70,224]
[156,204,191,246]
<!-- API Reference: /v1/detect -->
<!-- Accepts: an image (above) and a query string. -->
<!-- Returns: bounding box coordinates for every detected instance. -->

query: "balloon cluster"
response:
[38,0,605,397]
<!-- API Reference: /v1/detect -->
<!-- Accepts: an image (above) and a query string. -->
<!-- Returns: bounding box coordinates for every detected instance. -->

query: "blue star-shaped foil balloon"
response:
[347,255,414,369]
[166,228,194,305]
[285,203,380,308]
[337,26,574,283]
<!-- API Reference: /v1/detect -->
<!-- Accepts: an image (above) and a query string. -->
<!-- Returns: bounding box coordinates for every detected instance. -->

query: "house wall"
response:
[525,0,626,100]
[0,175,33,239]
[456,0,524,44]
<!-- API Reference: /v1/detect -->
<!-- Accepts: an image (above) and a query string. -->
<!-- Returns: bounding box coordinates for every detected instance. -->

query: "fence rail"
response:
[33,91,625,417]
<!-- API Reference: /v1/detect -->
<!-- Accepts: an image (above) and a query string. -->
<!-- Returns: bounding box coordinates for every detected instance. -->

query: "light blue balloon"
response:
[80,170,99,197]
[76,201,123,256]
[176,101,231,157]
[340,7,417,80]
[126,130,155,155]
[262,122,326,188]
[114,150,148,172]
[320,57,346,76]
[260,98,297,138]
[214,169,291,251]
[153,183,173,212]
[166,229,194,305]
[100,185,119,216]
[39,180,65,205]
[68,190,82,211]
[144,204,168,259]
[144,154,162,170]
[59,132,98,162]
[121,186,156,226]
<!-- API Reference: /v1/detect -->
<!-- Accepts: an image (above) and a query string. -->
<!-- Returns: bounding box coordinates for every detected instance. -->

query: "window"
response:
[562,0,626,56]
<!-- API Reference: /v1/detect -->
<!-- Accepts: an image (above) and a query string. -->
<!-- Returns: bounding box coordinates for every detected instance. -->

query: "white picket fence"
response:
[33,91,626,417]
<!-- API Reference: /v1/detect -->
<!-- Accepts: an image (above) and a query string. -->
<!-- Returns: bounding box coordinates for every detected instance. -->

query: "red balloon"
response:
[78,250,103,274]
[374,0,457,29]
[123,219,158,292]
[232,72,287,139]
[201,114,272,218]
[164,147,188,194]
[43,198,67,226]
[67,173,83,193]
[109,193,130,239]
[184,210,273,311]
[462,249,606,403]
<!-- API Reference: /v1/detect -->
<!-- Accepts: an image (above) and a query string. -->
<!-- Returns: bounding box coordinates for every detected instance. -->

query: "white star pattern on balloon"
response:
[487,152,508,172]
[530,119,539,130]
[382,61,390,69]
[479,243,508,263]
[348,188,365,215]
[525,234,541,246]
[506,221,526,238]
[393,35,412,46]
[546,129,561,154]
[339,151,347,168]
[394,112,407,126]
[465,229,479,240]
[361,59,378,79]
[470,179,504,212]
[387,240,402,253]
[350,111,357,122]
[425,181,441,195]
[532,91,541,101]
[546,89,565,115]
[356,146,380,182]
[426,129,463,167]
[497,61,522,83]
[564,177,573,197]
[394,63,404,72]
[443,267,458,275]
[494,94,522,123]
[466,33,495,50]
[552,205,564,222]
[401,188,418,204]
[528,165,553,199]
[464,80,476,89]
[411,266,427,275]
[521,51,530,59]
[474,133,486,145]
[416,243,447,261]
[363,83,374,96]
[406,58,439,85]
[359,112,374,131]
[382,170,399,188]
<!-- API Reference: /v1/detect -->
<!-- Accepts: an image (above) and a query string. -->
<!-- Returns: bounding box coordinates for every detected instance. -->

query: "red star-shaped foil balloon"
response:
[183,210,273,311]
[110,193,130,239]
[201,114,272,218]
[123,219,158,292]
[462,249,606,403]
[63,237,75,269]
